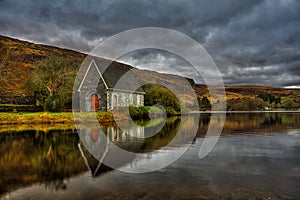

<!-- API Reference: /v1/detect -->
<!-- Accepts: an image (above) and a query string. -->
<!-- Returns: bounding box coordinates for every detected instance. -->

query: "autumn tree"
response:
[282,100,300,110]
[227,98,267,111]
[28,55,81,111]
[198,97,211,111]
[257,93,278,104]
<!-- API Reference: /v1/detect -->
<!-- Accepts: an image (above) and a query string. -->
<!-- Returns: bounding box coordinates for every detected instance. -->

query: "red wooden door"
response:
[90,94,99,111]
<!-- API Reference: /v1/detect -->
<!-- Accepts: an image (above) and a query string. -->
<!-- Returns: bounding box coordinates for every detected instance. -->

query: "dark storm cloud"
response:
[118,49,203,83]
[203,0,300,87]
[0,0,299,87]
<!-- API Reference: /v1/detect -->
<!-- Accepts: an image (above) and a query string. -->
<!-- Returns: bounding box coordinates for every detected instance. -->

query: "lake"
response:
[1,112,300,199]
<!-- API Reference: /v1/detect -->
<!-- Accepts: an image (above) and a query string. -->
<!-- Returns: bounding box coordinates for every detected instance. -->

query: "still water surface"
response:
[1,112,300,199]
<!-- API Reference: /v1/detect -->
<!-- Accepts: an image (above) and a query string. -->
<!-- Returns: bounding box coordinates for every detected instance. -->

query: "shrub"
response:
[143,84,181,115]
[227,98,267,111]
[282,100,300,110]
[44,96,60,112]
[129,106,150,120]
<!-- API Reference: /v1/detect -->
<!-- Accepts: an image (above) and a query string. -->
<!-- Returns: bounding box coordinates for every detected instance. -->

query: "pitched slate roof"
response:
[78,57,144,93]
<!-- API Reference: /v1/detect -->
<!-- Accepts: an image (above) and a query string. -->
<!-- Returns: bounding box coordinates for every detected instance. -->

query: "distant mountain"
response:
[0,35,299,108]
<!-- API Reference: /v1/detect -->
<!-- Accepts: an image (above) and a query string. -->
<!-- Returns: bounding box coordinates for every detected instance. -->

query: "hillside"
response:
[0,35,299,109]
[225,85,299,99]
[0,35,85,104]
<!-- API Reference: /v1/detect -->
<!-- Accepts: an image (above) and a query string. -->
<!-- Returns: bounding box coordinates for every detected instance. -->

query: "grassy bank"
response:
[0,106,180,125]
[0,112,117,125]
[0,112,74,125]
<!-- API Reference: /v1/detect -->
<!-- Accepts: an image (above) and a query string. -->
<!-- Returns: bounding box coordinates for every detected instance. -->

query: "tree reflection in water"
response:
[38,135,68,190]
[1,112,300,195]
[0,130,87,194]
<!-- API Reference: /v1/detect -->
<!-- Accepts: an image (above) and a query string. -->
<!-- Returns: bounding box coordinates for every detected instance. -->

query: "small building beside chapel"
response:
[77,58,144,112]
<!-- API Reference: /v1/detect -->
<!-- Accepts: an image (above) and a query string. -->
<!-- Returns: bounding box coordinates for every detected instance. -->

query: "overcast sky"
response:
[0,0,299,87]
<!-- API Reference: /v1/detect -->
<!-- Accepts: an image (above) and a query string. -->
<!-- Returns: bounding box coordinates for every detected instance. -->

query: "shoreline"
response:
[191,110,300,114]
[0,112,75,125]
[0,112,115,125]
[1,110,300,126]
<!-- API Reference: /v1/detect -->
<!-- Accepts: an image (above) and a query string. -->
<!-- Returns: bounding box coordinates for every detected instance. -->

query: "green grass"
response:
[0,112,72,117]
[149,106,165,115]
[0,111,115,118]
[0,112,39,117]
[0,112,75,125]
[0,111,117,125]
[0,108,173,125]
[0,104,35,107]
[281,97,294,104]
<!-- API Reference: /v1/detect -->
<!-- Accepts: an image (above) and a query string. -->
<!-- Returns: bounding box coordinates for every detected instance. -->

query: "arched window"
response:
[113,95,118,109]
